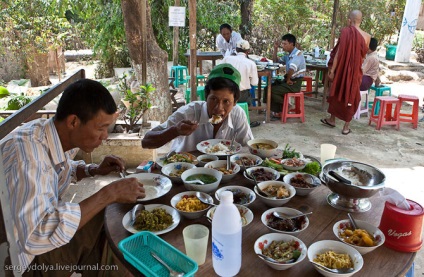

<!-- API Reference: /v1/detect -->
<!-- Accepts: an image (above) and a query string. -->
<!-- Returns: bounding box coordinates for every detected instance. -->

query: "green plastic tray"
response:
[118,231,198,277]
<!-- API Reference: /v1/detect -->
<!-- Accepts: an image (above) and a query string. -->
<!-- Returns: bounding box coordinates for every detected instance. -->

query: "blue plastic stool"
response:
[405,262,414,277]
[237,102,250,124]
[250,86,257,107]
[170,65,188,87]
[185,86,205,103]
[369,85,392,115]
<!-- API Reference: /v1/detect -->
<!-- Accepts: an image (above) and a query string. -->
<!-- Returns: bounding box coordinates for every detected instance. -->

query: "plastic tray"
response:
[118,231,198,277]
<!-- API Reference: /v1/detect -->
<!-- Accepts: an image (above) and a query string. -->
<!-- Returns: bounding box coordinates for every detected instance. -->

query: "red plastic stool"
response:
[398,94,419,129]
[369,96,400,130]
[281,92,305,123]
[301,76,313,97]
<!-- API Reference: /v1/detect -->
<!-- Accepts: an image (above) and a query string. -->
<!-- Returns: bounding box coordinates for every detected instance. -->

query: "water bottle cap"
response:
[220,191,233,203]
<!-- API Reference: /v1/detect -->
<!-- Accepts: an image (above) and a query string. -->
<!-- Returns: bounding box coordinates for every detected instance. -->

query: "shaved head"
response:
[349,10,363,24]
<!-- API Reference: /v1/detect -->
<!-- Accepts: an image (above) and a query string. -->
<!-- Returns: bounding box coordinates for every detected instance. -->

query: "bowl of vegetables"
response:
[333,219,385,255]
[254,233,307,270]
[181,167,222,193]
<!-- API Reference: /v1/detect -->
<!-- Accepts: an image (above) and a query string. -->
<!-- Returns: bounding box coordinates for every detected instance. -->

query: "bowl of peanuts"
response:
[170,191,213,219]
[204,160,240,182]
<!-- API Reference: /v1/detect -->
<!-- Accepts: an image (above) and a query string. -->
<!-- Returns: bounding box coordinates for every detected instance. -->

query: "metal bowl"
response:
[320,160,385,212]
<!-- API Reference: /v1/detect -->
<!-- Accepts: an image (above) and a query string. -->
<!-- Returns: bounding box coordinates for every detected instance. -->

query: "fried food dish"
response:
[263,185,290,199]
[314,251,353,269]
[176,195,209,212]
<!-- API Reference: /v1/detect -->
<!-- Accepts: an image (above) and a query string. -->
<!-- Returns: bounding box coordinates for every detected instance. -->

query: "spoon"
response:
[184,179,205,185]
[347,213,359,230]
[250,172,270,197]
[150,251,185,277]
[310,261,355,274]
[196,191,217,206]
[166,150,176,160]
[130,204,145,225]
[328,170,352,185]
[272,211,313,220]
[257,253,295,264]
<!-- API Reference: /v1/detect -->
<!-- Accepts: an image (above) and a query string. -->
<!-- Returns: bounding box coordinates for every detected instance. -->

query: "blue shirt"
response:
[282,47,306,78]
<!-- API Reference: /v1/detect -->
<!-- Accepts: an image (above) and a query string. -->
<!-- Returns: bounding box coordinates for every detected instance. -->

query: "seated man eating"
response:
[142,63,253,152]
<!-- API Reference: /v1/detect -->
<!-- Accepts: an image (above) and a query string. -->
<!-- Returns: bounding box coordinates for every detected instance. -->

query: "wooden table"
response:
[249,69,272,123]
[104,156,415,276]
[306,63,330,111]
[184,51,222,75]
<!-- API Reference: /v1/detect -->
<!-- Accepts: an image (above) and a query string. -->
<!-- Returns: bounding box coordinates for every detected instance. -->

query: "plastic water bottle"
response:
[212,191,242,277]
[314,46,320,58]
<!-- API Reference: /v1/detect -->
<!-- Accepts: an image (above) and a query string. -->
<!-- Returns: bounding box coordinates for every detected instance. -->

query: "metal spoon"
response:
[150,251,185,277]
[310,261,355,274]
[257,253,295,264]
[184,179,205,185]
[196,191,217,206]
[130,204,145,225]
[166,150,176,160]
[328,170,352,185]
[250,172,270,197]
[347,213,359,230]
[272,211,313,220]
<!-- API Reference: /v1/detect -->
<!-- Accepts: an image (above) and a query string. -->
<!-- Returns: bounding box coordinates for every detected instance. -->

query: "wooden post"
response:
[141,0,150,127]
[173,0,181,65]
[189,0,197,101]
[329,0,339,49]
[395,0,422,62]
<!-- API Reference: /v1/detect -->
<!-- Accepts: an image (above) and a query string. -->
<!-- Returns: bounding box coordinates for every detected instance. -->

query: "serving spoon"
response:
[257,253,295,264]
[184,179,205,185]
[242,160,270,198]
[272,211,313,220]
[130,204,145,225]
[196,191,217,206]
[310,261,354,274]
[347,213,359,230]
[150,251,185,277]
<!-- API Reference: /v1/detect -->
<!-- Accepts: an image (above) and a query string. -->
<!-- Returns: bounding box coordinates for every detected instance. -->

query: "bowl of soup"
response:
[197,154,219,166]
[181,167,222,193]
[247,139,279,158]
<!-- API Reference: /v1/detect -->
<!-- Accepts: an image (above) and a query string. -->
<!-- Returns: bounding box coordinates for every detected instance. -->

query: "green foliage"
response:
[413,31,424,50]
[6,94,32,110]
[118,74,155,132]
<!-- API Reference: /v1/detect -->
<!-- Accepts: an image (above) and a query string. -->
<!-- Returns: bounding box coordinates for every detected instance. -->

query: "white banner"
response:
[169,6,186,27]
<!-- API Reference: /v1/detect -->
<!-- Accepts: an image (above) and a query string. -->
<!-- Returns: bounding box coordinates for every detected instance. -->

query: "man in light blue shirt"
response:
[263,34,306,117]
[216,23,242,57]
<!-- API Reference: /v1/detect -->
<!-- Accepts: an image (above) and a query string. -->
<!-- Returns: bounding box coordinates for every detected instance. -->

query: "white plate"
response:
[122,204,181,235]
[126,173,172,201]
[196,139,242,156]
[155,152,198,168]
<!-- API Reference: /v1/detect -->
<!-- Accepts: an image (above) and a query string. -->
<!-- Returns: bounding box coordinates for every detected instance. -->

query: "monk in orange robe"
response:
[321,10,371,135]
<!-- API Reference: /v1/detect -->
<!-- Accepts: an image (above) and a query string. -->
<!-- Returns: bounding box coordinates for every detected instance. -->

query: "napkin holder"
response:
[379,199,423,252]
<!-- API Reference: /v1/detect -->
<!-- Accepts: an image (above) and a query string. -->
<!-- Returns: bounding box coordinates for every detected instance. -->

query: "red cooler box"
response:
[379,199,423,252]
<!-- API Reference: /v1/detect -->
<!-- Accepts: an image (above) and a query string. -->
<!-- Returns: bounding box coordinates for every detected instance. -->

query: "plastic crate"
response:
[118,231,198,277]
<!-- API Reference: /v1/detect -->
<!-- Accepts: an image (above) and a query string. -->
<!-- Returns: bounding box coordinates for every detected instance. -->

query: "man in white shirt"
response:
[222,40,258,106]
[216,23,242,57]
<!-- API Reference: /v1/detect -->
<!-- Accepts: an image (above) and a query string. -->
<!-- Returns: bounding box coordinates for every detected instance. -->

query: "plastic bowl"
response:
[307,240,364,277]
[230,153,263,171]
[161,162,196,182]
[204,160,240,182]
[170,191,212,219]
[215,186,256,206]
[333,219,385,255]
[283,172,321,196]
[247,139,279,158]
[261,207,309,235]
[254,181,296,207]
[254,233,307,270]
[197,154,219,166]
[207,204,254,227]
[181,167,222,193]
[244,166,280,184]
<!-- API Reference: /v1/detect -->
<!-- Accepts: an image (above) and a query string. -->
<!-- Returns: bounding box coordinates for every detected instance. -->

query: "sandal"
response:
[250,121,261,128]
[320,118,336,128]
[342,129,351,135]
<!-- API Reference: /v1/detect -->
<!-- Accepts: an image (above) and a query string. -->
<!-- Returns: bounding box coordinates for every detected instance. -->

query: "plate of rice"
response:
[196,139,242,156]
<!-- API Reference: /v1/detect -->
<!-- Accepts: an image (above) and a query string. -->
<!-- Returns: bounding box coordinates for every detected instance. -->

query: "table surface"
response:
[104,152,415,276]
[184,52,222,75]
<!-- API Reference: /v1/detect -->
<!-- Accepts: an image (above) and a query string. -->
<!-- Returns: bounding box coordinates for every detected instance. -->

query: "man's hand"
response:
[96,155,126,175]
[286,79,294,86]
[103,177,146,203]
[176,120,199,136]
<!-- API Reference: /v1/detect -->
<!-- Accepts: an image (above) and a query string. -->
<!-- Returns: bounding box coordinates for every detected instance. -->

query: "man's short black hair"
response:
[282,34,296,46]
[369,38,378,52]
[55,79,117,124]
[220,23,232,32]
[205,78,240,102]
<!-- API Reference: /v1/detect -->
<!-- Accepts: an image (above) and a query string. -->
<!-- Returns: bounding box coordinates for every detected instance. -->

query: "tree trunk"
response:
[239,0,254,39]
[330,0,340,49]
[27,50,50,87]
[121,0,172,123]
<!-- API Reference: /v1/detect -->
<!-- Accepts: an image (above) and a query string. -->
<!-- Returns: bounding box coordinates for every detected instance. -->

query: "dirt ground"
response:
[61,55,424,275]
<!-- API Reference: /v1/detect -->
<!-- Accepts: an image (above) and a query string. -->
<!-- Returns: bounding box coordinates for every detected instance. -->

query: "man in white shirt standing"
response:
[222,40,258,106]
[216,23,242,57]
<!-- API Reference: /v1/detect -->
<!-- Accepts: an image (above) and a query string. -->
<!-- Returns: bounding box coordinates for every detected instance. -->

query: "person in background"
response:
[216,23,242,57]
[360,37,380,90]
[1,79,145,276]
[142,63,253,152]
[221,40,261,128]
[264,33,306,118]
[321,10,370,135]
